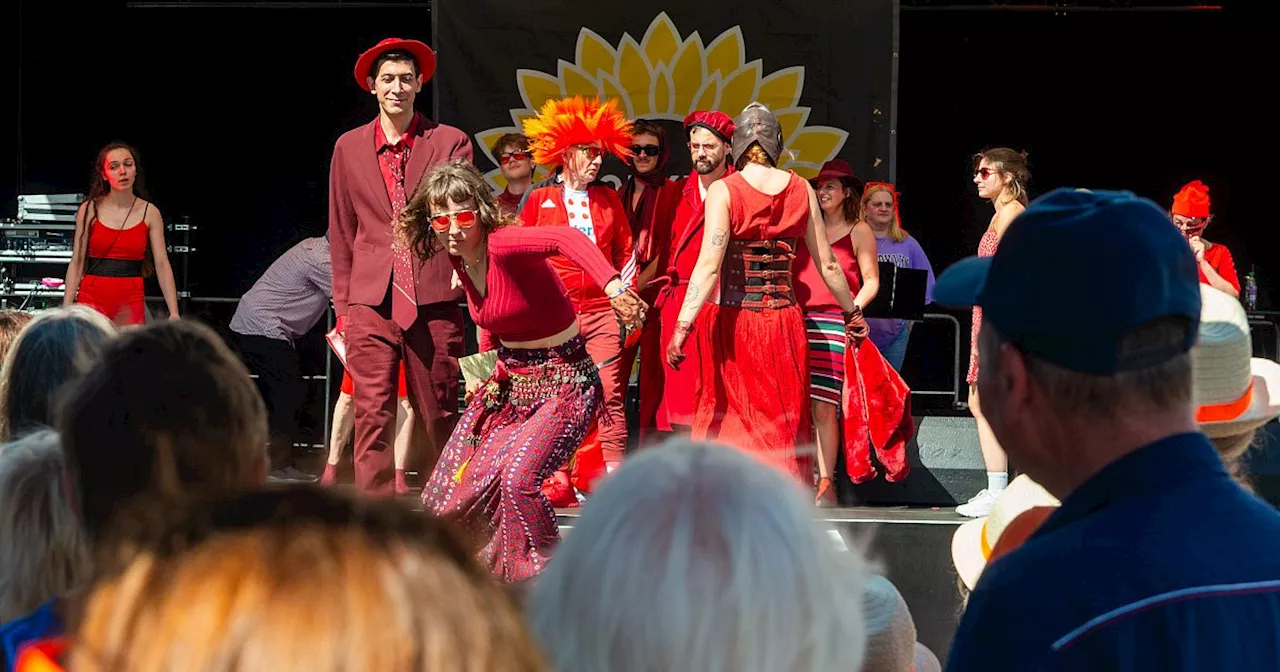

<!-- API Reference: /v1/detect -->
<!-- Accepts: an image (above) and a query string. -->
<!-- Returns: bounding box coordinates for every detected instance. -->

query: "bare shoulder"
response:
[140,199,163,227]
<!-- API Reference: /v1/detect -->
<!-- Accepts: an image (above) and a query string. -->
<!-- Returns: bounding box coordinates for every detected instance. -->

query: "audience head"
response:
[935,188,1201,497]
[70,486,545,672]
[527,439,867,672]
[972,147,1030,206]
[0,309,34,362]
[1192,285,1280,489]
[0,430,91,623]
[0,306,116,441]
[860,574,921,672]
[950,474,1059,592]
[55,319,269,545]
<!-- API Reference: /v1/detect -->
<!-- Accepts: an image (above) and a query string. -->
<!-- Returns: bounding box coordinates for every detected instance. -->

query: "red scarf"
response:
[842,338,914,483]
[651,163,736,309]
[618,141,671,264]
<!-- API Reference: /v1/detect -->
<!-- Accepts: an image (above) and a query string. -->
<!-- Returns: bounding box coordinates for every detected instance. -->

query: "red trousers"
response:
[346,297,463,497]
[575,309,627,469]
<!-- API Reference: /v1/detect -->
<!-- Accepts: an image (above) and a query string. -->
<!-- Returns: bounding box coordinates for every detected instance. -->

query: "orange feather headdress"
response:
[521,96,634,167]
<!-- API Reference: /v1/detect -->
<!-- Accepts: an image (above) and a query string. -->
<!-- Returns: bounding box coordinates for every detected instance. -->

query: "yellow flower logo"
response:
[474,12,849,190]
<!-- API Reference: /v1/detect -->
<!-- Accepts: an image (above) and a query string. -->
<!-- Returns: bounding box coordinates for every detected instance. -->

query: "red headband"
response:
[863,181,902,229]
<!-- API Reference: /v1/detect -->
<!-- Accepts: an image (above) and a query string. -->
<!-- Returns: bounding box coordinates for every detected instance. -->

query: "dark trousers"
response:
[346,296,463,497]
[232,332,304,470]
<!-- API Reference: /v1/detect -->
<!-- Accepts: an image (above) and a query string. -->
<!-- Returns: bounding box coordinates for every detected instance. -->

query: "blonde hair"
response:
[527,439,867,672]
[735,143,775,171]
[70,486,546,672]
[0,429,91,622]
[0,306,116,441]
[861,184,906,243]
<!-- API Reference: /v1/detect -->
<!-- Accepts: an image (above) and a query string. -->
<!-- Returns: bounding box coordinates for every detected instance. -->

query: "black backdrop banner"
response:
[433,1,895,191]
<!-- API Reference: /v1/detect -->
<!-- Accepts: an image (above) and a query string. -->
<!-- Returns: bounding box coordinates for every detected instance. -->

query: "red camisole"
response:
[88,219,148,262]
[453,226,620,349]
[793,230,862,312]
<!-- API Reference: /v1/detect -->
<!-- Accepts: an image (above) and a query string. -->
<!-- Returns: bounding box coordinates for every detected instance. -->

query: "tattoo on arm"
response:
[686,283,701,301]
[711,231,727,246]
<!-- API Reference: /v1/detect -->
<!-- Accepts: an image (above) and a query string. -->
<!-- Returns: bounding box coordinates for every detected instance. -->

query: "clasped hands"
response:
[606,279,647,331]
[844,305,869,344]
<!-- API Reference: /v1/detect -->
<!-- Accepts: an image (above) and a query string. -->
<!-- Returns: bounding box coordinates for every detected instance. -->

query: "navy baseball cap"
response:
[934,187,1201,375]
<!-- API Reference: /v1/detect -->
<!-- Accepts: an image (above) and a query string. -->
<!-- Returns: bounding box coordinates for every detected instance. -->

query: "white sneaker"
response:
[956,488,999,518]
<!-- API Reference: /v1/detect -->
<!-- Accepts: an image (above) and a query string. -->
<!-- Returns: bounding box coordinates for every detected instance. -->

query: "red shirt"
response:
[1201,241,1240,294]
[373,113,422,215]
[497,189,523,216]
[456,226,620,350]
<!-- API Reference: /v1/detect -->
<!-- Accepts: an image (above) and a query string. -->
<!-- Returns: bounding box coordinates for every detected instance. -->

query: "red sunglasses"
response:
[499,150,531,165]
[430,208,479,232]
[974,167,1000,180]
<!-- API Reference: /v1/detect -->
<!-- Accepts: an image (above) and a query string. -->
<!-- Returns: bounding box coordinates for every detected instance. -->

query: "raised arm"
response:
[492,226,621,289]
[63,201,90,307]
[328,142,356,320]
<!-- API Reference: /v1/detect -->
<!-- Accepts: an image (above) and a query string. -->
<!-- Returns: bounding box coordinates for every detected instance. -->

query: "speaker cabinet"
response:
[841,415,987,506]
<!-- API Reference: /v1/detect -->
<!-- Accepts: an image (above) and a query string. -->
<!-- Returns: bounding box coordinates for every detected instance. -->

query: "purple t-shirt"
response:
[869,234,935,349]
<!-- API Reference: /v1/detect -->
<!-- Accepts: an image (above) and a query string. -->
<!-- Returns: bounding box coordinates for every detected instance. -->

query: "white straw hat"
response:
[951,475,1059,591]
[1194,285,1280,438]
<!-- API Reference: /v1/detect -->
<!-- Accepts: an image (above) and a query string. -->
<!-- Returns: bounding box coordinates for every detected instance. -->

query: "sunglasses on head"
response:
[630,144,661,158]
[499,150,530,165]
[974,167,1000,180]
[429,208,479,232]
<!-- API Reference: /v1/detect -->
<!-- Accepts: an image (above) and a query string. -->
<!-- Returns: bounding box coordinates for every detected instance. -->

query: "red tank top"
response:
[722,171,811,241]
[794,230,862,311]
[89,219,148,260]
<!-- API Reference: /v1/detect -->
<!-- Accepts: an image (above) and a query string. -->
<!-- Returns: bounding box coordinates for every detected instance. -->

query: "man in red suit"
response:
[328,37,473,496]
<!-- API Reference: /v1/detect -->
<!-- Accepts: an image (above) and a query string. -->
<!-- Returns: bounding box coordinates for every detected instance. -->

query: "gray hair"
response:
[0,306,117,441]
[0,429,92,622]
[526,439,867,672]
[978,317,1193,420]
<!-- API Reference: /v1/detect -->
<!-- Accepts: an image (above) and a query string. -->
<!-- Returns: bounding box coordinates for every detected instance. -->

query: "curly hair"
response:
[396,159,515,261]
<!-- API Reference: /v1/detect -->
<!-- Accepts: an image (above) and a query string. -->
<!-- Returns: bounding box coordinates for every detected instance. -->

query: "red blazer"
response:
[328,114,473,317]
[519,184,632,314]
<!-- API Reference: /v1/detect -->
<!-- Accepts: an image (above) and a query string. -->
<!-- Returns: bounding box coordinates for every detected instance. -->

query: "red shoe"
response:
[320,463,339,487]
[542,470,578,508]
[815,477,837,508]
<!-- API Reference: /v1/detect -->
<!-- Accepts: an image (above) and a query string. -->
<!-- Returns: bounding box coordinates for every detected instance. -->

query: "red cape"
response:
[842,338,914,483]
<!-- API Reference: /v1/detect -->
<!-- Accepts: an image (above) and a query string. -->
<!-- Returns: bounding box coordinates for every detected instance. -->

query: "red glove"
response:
[667,320,692,369]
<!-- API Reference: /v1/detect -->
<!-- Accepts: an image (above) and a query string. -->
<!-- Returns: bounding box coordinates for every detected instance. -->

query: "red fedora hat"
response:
[354,37,437,89]
[812,159,864,192]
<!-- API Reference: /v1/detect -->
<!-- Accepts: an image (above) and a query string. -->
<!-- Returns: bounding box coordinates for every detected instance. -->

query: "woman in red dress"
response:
[400,159,643,583]
[666,103,866,482]
[63,142,181,325]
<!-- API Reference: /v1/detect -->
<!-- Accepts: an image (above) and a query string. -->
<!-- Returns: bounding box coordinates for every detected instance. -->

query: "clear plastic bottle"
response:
[1245,268,1258,311]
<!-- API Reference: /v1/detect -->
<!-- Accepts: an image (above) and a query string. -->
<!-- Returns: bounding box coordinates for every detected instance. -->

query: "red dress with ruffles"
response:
[691,172,812,481]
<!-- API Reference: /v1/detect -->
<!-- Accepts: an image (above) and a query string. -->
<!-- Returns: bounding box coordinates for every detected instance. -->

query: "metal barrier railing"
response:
[918,312,965,411]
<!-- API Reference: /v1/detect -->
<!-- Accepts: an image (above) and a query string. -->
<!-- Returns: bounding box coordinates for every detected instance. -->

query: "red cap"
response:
[354,37,437,89]
[683,110,735,142]
[1172,180,1211,218]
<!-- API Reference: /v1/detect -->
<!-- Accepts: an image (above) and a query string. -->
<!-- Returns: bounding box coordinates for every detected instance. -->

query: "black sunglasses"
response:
[630,144,661,158]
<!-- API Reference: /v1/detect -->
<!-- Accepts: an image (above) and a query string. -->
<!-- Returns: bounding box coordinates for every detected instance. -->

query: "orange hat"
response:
[1172,180,1211,218]
[521,96,633,167]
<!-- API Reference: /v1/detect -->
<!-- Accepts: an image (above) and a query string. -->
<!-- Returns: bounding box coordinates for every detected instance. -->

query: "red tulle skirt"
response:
[691,303,813,482]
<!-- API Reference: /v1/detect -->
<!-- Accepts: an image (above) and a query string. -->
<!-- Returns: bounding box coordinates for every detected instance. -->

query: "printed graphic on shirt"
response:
[879,252,910,267]
[565,193,596,242]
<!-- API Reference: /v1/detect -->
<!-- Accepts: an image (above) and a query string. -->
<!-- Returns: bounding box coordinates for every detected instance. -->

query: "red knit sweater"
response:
[452,226,620,351]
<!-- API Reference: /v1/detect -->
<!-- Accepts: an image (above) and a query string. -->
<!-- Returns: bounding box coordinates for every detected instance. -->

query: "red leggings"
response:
[76,275,145,325]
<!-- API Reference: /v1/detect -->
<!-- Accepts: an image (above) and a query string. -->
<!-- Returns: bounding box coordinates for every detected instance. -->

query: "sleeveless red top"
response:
[794,230,862,311]
[722,171,810,241]
[88,220,148,261]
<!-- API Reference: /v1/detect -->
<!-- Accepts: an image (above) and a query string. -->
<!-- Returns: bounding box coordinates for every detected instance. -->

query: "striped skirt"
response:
[805,311,847,406]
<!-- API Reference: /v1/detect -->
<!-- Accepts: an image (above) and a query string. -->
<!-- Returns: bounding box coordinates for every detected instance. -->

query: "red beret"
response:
[683,110,735,143]
[1172,180,1211,218]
